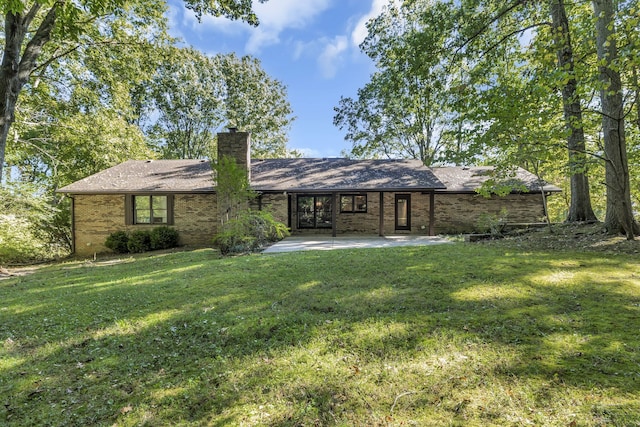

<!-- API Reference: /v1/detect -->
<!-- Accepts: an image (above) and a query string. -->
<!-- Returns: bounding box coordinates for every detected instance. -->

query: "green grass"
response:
[1,244,639,426]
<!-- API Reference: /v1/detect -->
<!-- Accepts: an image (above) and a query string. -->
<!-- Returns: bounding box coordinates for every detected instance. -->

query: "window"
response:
[395,194,411,230]
[340,194,367,213]
[297,195,333,228]
[127,195,173,225]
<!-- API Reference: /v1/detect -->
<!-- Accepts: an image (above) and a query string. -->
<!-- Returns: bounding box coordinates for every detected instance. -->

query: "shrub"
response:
[476,208,509,235]
[213,211,289,255]
[127,230,152,253]
[105,231,130,253]
[150,226,180,250]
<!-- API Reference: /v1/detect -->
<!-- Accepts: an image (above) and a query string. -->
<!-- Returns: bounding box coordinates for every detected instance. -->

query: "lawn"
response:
[1,243,639,426]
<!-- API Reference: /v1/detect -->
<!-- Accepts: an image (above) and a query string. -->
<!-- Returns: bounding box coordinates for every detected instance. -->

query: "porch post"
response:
[429,191,435,236]
[332,192,338,237]
[379,191,385,236]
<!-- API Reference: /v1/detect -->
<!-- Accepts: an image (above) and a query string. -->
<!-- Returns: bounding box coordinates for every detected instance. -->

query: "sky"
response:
[166,0,388,158]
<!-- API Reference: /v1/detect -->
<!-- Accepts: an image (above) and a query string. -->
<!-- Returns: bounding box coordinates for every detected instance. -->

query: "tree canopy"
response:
[335,0,639,237]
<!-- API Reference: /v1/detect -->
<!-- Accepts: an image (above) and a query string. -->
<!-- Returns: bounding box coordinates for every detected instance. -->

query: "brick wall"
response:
[434,193,546,233]
[73,193,218,256]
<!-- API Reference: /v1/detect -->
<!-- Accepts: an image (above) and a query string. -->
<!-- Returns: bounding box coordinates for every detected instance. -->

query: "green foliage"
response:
[475,208,509,235]
[213,210,289,255]
[0,182,70,264]
[126,230,152,253]
[150,226,180,250]
[104,231,130,254]
[214,155,256,225]
[146,49,295,160]
[105,227,180,254]
[1,245,639,425]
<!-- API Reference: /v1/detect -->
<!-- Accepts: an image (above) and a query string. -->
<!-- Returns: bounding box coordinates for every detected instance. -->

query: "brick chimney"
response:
[217,128,251,182]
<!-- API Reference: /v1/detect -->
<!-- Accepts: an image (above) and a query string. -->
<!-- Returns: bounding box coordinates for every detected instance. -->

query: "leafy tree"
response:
[334,1,470,165]
[549,0,597,222]
[218,53,294,159]
[147,47,225,159]
[146,50,294,160]
[0,0,268,181]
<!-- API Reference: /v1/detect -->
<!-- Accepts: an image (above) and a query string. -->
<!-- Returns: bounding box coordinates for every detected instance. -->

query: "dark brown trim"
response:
[332,192,337,237]
[429,191,435,236]
[125,194,133,225]
[70,196,76,254]
[395,194,411,231]
[379,192,384,236]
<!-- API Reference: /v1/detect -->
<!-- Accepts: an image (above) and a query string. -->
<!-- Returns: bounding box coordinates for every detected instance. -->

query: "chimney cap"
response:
[228,126,238,133]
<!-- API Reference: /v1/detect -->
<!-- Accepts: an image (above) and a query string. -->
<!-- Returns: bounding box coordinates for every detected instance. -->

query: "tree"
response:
[218,53,294,159]
[334,1,471,165]
[592,0,638,238]
[147,47,225,159]
[145,50,295,160]
[0,0,268,181]
[550,0,597,222]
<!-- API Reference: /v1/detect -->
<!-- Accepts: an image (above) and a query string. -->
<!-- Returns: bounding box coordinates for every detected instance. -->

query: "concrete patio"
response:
[262,235,452,253]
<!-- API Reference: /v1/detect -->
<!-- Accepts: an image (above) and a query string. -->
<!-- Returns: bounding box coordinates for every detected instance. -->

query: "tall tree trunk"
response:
[633,66,640,131]
[592,0,638,239]
[0,4,58,182]
[550,0,597,222]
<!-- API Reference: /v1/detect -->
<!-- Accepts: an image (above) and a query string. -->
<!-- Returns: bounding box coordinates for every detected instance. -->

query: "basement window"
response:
[340,194,367,213]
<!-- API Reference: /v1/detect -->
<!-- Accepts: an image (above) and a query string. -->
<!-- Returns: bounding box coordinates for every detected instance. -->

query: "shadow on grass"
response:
[1,246,638,425]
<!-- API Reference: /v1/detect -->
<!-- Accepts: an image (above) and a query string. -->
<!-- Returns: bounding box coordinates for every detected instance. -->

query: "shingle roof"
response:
[431,166,562,193]
[57,160,215,194]
[56,159,560,195]
[251,158,445,192]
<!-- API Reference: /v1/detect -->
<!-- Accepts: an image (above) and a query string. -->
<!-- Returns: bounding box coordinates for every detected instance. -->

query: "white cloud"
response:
[173,0,331,53]
[318,36,348,78]
[351,0,388,47]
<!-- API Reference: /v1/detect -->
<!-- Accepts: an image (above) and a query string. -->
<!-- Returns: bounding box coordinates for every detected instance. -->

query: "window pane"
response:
[135,196,150,210]
[340,196,353,212]
[152,209,168,224]
[151,196,168,224]
[355,195,367,212]
[298,196,315,228]
[316,196,333,228]
[396,198,408,227]
[152,196,167,210]
[134,196,151,224]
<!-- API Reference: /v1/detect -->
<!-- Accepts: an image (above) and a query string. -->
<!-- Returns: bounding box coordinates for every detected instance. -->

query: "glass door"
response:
[395,194,411,230]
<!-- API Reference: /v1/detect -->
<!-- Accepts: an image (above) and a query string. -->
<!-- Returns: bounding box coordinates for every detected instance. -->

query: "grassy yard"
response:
[1,243,639,426]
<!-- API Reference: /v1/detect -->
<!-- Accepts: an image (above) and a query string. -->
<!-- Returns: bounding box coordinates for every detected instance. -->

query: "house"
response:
[57,130,560,255]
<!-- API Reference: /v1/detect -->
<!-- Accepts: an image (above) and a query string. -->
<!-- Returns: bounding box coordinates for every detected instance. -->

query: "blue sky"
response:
[167,0,388,158]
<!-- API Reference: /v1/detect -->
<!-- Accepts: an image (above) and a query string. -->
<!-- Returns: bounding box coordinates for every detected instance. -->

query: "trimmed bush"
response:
[214,211,289,255]
[127,230,152,253]
[150,226,180,250]
[104,231,130,254]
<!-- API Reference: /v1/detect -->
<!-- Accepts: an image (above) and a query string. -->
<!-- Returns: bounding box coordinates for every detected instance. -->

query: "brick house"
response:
[57,130,560,255]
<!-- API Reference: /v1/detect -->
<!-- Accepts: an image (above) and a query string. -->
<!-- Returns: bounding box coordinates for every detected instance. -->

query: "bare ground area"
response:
[478,222,640,255]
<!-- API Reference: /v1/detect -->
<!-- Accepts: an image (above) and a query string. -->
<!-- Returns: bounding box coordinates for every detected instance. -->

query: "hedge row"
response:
[105,227,179,254]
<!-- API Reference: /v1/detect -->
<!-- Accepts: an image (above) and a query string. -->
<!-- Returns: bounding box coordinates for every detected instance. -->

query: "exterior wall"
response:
[288,192,434,236]
[73,193,218,256]
[254,193,289,225]
[434,193,546,234]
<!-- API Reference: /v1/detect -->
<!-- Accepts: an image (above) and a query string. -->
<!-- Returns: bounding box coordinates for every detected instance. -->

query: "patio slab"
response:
[262,235,452,253]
